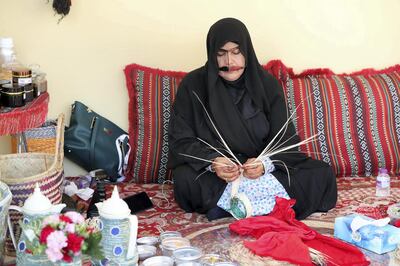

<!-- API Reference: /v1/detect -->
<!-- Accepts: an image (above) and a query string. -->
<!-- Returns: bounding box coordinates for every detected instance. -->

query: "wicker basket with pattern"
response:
[11,120,57,154]
[0,114,65,255]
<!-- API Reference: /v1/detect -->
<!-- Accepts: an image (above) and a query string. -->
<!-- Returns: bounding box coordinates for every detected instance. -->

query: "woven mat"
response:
[229,242,294,266]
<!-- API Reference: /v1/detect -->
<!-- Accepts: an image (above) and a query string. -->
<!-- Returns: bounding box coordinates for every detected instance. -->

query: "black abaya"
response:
[168,18,337,219]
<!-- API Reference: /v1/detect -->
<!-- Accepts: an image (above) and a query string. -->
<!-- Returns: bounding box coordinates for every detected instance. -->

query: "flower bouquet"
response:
[20,211,103,264]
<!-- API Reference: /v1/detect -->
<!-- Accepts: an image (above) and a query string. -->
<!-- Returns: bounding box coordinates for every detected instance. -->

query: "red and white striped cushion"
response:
[265,60,400,177]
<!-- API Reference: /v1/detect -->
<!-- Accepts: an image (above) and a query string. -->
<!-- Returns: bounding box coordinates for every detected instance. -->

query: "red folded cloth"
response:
[229,197,370,266]
[244,231,313,265]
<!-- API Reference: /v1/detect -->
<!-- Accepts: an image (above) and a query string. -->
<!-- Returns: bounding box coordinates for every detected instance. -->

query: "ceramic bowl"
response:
[160,236,190,256]
[142,255,174,266]
[137,236,159,246]
[159,230,182,241]
[137,244,157,261]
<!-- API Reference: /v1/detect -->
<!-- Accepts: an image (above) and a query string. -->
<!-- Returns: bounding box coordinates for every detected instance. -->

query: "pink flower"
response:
[45,231,68,262]
[65,223,75,233]
[46,247,64,262]
[64,211,84,224]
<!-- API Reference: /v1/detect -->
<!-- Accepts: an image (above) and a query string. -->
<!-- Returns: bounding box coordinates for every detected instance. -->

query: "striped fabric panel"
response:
[124,64,186,184]
[124,61,400,183]
[265,61,400,177]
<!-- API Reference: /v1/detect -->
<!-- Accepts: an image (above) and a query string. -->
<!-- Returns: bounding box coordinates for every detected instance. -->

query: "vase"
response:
[56,255,82,266]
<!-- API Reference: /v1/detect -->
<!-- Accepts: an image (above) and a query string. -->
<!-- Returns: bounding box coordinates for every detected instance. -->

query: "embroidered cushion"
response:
[124,64,186,183]
[264,60,400,177]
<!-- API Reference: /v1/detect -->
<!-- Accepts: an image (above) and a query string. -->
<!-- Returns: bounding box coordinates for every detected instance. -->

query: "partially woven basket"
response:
[11,120,57,154]
[0,114,65,255]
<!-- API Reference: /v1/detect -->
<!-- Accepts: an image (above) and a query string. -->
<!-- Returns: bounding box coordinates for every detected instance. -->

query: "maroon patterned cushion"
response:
[264,60,400,177]
[124,64,186,183]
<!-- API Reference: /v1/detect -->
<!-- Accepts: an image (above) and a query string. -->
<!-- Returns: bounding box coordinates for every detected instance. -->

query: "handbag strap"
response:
[115,134,130,179]
[89,116,99,170]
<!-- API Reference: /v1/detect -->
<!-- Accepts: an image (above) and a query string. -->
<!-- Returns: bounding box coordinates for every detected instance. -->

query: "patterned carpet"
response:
[6,177,400,265]
[111,177,400,237]
[110,176,400,265]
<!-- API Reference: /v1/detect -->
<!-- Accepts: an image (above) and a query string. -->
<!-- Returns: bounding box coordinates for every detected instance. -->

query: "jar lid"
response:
[137,236,159,246]
[173,246,202,261]
[1,83,24,93]
[12,67,31,77]
[160,231,182,240]
[23,183,54,215]
[96,186,131,219]
[142,256,174,266]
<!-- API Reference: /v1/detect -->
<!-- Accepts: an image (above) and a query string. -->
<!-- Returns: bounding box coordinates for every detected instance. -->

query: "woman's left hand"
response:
[242,158,264,179]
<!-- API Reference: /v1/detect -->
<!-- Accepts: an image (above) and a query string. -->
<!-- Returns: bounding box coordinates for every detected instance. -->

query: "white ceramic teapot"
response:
[95,186,138,266]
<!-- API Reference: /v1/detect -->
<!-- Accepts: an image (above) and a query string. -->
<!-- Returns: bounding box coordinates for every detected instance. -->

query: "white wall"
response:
[1,0,399,175]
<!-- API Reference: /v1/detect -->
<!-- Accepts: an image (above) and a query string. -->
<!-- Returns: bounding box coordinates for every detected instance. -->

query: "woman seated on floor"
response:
[168,17,337,221]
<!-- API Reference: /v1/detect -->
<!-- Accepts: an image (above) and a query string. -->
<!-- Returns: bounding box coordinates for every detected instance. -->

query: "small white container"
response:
[137,236,159,246]
[137,244,157,261]
[160,236,191,256]
[160,230,182,241]
[173,246,202,264]
[142,256,174,266]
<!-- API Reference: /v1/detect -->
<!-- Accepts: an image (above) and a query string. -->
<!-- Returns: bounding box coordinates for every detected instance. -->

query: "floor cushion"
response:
[124,64,186,183]
[265,60,400,177]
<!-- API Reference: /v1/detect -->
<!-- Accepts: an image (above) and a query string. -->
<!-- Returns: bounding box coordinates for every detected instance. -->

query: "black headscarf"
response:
[169,17,308,170]
[205,18,273,157]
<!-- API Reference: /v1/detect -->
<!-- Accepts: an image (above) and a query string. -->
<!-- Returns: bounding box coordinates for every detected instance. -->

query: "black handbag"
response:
[64,101,130,182]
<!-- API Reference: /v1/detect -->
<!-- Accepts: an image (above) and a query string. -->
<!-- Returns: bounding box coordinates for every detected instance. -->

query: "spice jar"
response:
[33,72,47,97]
[23,83,34,103]
[1,83,25,107]
[12,66,32,86]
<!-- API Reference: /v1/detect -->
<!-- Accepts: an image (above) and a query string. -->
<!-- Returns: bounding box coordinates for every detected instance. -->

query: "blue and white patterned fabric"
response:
[217,159,290,217]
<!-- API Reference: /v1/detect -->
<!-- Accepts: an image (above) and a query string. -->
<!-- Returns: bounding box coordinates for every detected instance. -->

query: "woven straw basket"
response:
[11,120,57,154]
[0,113,65,255]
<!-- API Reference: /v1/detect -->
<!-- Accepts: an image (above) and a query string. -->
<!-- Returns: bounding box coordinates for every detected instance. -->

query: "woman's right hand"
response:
[212,157,240,182]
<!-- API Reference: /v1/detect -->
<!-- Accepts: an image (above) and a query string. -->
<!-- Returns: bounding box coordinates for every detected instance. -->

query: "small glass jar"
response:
[1,83,25,107]
[173,247,202,265]
[160,237,191,257]
[160,231,182,241]
[23,83,34,102]
[33,72,47,97]
[12,66,32,86]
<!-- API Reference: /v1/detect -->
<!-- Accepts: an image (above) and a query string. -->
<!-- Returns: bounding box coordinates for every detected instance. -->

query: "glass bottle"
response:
[376,168,390,197]
[0,37,17,83]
